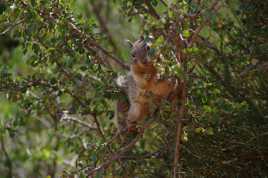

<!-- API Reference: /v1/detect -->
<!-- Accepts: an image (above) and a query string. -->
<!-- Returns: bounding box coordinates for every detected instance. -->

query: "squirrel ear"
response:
[125,40,133,48]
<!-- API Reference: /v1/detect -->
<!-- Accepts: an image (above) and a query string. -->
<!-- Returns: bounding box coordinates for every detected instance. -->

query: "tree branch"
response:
[61,112,98,130]
[144,1,161,20]
[72,133,142,176]
[67,22,129,70]
[20,1,129,70]
[173,81,187,178]
[91,2,119,54]
[0,134,13,178]
[188,1,221,46]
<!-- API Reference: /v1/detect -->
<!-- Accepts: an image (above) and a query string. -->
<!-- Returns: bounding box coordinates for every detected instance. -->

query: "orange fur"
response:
[127,60,179,131]
[120,38,181,132]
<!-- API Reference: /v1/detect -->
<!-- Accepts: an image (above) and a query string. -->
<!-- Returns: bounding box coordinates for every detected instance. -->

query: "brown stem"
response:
[0,135,13,178]
[61,115,98,130]
[160,0,168,6]
[92,113,105,139]
[172,81,186,178]
[144,1,161,20]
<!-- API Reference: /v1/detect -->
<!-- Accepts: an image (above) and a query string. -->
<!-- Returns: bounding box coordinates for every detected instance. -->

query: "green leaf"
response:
[206,127,214,135]
[182,30,191,38]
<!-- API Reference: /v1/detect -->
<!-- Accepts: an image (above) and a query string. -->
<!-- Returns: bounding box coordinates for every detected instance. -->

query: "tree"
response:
[0,0,267,177]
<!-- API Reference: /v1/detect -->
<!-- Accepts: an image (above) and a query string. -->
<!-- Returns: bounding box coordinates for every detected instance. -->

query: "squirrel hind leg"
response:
[126,104,140,131]
[126,102,149,132]
[115,99,129,133]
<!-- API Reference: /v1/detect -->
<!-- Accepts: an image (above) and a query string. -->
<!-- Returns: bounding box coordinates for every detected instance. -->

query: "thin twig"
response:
[61,113,98,130]
[92,113,105,139]
[144,1,161,20]
[72,133,141,175]
[0,19,24,35]
[188,1,222,46]
[160,0,168,7]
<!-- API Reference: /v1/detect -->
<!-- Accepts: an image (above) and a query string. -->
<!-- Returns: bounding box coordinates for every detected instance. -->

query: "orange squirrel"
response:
[117,38,180,131]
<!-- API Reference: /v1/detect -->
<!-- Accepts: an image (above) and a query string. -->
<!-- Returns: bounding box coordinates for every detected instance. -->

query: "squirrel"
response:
[116,38,181,132]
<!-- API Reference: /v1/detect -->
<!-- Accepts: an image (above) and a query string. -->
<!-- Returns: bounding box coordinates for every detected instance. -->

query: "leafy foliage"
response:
[0,0,267,177]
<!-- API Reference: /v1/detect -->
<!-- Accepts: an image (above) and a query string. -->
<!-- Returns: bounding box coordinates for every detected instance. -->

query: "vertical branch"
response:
[173,81,186,178]
[171,3,221,176]
[0,134,13,178]
[44,100,60,178]
[51,110,61,178]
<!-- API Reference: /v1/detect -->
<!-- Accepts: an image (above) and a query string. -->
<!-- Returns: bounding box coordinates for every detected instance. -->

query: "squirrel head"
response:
[129,38,150,64]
